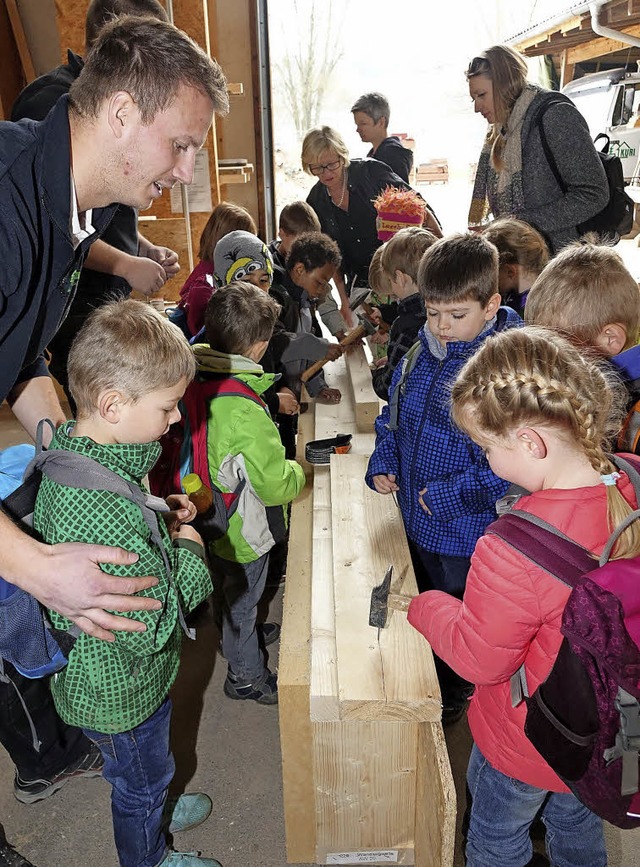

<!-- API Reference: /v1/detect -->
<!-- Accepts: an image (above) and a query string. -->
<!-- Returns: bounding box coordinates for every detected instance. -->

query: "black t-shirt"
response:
[332,191,381,286]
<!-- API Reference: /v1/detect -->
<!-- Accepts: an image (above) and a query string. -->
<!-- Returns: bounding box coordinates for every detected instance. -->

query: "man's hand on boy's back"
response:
[372,473,399,494]
[16,538,162,642]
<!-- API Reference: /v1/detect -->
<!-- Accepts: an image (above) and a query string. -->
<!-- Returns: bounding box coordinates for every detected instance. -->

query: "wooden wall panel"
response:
[0,0,24,119]
[54,0,88,58]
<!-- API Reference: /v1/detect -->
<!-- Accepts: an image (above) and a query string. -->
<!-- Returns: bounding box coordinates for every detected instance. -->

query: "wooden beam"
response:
[514,15,585,52]
[345,345,380,433]
[5,0,35,82]
[415,722,457,867]
[560,49,575,89]
[330,454,441,723]
[568,24,640,64]
[278,402,316,863]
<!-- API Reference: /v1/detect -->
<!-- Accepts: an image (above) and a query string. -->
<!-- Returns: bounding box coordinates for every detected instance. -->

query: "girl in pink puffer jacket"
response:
[408,326,640,867]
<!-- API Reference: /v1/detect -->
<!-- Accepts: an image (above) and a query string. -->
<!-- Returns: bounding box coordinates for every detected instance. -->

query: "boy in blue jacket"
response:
[365,233,521,723]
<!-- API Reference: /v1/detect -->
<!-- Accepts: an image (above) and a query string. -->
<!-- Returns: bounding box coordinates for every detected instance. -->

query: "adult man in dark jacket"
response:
[11,0,181,410]
[351,92,413,182]
[0,17,228,864]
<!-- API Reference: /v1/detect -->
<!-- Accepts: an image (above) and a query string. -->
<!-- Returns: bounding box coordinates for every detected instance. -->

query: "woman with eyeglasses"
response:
[467,44,608,254]
[302,125,441,322]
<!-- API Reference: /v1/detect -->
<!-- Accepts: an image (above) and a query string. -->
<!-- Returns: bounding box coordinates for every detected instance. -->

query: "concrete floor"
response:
[1,404,640,866]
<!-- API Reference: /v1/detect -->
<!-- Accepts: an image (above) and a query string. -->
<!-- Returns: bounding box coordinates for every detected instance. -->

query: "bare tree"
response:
[275,0,344,140]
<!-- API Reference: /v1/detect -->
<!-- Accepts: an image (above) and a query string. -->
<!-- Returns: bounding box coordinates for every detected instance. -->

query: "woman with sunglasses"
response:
[302,126,441,323]
[467,44,608,254]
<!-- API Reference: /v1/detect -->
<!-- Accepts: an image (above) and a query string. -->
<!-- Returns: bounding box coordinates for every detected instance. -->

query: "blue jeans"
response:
[466,743,607,867]
[210,552,269,683]
[83,699,174,867]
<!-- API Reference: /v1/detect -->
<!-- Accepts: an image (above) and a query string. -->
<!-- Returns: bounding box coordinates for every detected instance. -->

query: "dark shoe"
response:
[0,836,37,867]
[258,622,281,647]
[14,743,103,804]
[223,669,278,705]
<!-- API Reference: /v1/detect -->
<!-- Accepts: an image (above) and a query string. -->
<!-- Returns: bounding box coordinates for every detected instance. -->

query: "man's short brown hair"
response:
[85,0,167,48]
[381,226,438,284]
[525,242,640,350]
[204,281,280,356]
[279,201,321,236]
[418,233,499,306]
[69,299,196,417]
[70,16,229,125]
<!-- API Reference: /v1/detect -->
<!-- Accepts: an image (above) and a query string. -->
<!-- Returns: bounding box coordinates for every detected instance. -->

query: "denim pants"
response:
[409,543,473,705]
[466,743,607,867]
[83,699,174,867]
[210,552,269,683]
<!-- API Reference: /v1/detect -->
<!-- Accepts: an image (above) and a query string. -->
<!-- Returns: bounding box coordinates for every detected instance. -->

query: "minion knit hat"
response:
[213,230,274,288]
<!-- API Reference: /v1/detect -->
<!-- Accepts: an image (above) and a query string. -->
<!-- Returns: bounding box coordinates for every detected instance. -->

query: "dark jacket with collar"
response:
[0,95,116,402]
[365,307,521,557]
[367,136,413,183]
[11,51,138,300]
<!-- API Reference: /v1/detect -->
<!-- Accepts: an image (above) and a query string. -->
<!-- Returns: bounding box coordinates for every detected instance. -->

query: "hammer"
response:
[300,319,375,383]
[368,565,413,631]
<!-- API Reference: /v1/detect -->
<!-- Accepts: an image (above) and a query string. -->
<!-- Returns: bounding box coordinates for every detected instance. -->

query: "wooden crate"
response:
[279,359,456,866]
[416,159,449,185]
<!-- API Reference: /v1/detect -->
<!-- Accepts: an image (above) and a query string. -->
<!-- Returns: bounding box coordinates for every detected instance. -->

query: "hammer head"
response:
[369,564,394,629]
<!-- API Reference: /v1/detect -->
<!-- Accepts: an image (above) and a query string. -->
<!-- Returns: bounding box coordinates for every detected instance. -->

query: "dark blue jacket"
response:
[0,96,116,402]
[365,307,521,557]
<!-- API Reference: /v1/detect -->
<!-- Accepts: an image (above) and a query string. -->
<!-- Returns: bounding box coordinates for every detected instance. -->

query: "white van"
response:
[562,68,640,184]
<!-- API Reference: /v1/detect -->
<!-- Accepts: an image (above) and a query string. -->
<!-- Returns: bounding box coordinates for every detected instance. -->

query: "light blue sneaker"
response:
[167,793,213,834]
[158,853,222,866]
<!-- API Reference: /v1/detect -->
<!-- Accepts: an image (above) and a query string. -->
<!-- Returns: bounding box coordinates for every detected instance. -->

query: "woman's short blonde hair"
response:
[301,126,350,175]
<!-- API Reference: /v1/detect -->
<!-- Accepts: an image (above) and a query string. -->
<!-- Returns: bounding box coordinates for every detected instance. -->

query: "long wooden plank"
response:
[279,404,316,863]
[345,345,380,433]
[331,454,441,722]
[313,720,418,864]
[310,465,340,721]
[309,358,371,722]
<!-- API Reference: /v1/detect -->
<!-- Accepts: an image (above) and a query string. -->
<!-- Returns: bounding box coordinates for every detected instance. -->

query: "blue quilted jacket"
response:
[365,307,521,556]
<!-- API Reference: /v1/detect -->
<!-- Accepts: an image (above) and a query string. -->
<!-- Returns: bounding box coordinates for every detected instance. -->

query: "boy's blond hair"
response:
[381,226,438,283]
[205,281,280,355]
[68,299,196,417]
[525,243,640,350]
[368,245,391,296]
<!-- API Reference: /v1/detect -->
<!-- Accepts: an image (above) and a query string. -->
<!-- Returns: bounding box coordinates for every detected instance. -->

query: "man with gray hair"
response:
[351,91,413,182]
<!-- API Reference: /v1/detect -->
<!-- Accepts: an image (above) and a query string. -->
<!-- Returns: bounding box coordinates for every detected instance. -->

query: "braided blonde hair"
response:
[451,327,640,559]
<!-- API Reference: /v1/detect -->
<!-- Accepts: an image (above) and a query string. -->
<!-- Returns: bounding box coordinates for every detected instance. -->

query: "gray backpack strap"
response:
[32,450,195,641]
[386,339,422,431]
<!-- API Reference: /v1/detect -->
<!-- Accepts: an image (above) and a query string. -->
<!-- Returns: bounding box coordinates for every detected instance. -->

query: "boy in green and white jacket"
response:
[194,281,305,705]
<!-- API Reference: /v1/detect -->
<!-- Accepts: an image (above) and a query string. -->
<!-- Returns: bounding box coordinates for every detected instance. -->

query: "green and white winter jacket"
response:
[193,345,306,563]
[33,423,212,734]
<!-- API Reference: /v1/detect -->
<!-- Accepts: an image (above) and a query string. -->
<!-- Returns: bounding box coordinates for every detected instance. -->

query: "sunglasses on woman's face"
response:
[308,159,342,176]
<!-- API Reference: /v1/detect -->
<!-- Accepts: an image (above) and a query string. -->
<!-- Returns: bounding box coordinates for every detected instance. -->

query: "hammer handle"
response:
[300,324,366,383]
[388,593,412,613]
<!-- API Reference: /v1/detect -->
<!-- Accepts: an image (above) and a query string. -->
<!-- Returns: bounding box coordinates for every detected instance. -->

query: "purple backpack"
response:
[487,454,640,829]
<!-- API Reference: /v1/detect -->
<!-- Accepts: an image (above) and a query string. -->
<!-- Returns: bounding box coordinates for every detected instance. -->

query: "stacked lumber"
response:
[279,358,456,866]
[416,159,449,185]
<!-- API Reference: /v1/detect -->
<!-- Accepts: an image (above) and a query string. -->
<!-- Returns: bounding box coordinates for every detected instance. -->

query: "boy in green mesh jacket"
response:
[33,301,220,867]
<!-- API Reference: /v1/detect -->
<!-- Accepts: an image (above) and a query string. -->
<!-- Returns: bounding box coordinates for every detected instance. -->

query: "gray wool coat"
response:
[515,89,609,253]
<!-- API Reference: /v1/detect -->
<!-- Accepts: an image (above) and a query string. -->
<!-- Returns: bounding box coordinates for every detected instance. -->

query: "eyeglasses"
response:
[308,159,342,176]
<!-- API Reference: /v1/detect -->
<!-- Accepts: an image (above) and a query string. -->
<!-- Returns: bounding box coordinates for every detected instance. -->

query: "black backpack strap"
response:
[534,98,569,195]
[386,339,422,431]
